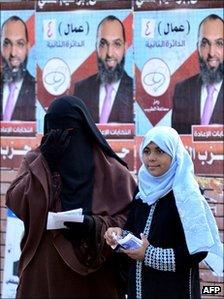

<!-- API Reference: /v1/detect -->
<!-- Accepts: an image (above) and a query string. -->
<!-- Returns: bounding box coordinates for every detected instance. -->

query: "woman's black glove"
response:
[40,129,71,172]
[63,215,95,240]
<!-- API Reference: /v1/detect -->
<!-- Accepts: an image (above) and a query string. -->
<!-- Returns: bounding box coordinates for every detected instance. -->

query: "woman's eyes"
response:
[157,148,165,154]
[143,148,164,155]
[143,149,150,155]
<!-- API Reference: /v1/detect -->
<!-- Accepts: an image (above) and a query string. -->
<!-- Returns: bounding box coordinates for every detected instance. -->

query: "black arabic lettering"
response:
[62,23,85,36]
[64,23,70,35]
[164,22,185,35]
[164,23,170,35]
[172,24,184,32]
[71,24,84,33]
[179,25,184,31]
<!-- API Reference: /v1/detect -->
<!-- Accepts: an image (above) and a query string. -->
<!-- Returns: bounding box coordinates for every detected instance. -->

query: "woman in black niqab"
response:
[6,96,137,299]
[42,95,126,213]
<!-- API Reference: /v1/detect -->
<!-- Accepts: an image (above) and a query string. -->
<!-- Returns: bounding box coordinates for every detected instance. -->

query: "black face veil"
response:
[44,96,127,212]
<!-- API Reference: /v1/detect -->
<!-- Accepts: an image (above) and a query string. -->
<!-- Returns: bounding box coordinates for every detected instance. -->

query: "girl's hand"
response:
[122,234,149,260]
[104,227,122,247]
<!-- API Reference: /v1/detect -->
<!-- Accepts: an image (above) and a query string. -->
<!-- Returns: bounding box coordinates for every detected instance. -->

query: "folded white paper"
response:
[112,232,143,250]
[47,208,84,230]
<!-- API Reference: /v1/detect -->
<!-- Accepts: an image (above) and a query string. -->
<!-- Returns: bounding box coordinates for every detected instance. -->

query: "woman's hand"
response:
[104,227,122,247]
[122,234,149,261]
[40,129,71,172]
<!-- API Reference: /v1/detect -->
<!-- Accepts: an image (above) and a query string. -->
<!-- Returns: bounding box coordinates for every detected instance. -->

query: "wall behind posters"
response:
[0,0,223,298]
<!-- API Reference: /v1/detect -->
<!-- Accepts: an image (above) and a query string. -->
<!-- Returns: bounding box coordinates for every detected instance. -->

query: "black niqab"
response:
[44,96,127,212]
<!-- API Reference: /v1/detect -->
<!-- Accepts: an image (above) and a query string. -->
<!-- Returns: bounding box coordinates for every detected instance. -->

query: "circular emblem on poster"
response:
[42,58,71,95]
[141,58,170,97]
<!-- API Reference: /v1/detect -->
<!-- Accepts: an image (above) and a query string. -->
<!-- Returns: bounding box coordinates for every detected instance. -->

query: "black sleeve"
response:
[174,246,207,272]
[123,188,140,233]
[144,195,208,273]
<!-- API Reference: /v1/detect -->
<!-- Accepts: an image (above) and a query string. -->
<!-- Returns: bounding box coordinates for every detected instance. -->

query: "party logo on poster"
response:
[42,58,71,95]
[141,58,170,97]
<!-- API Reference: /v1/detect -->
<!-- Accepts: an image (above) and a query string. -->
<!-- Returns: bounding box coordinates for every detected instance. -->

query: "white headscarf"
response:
[136,126,223,276]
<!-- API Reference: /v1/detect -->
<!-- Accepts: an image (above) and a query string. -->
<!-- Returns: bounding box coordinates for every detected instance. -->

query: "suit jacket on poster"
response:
[0,70,35,121]
[171,74,223,134]
[74,71,134,123]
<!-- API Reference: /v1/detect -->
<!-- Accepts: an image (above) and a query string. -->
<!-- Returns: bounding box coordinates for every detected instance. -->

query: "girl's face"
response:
[142,141,172,177]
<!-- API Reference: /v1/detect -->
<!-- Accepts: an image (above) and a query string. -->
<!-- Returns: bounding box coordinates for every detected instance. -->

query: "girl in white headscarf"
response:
[105,126,223,299]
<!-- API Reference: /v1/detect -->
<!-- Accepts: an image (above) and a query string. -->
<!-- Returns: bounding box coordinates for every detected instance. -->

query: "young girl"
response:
[104,126,223,299]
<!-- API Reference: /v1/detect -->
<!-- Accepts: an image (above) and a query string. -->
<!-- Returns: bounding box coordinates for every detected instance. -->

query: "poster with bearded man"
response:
[0,12,35,122]
[171,13,223,134]
[134,6,223,137]
[36,8,133,126]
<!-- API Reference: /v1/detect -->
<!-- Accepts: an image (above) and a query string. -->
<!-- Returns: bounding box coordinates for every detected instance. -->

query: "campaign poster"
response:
[134,6,223,135]
[36,7,133,131]
[0,9,36,135]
